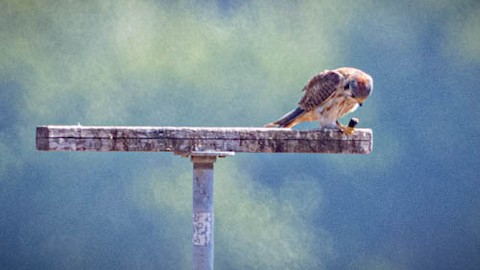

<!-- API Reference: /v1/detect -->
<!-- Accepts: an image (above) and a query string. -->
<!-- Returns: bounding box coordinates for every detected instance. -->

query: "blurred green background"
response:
[1,0,480,269]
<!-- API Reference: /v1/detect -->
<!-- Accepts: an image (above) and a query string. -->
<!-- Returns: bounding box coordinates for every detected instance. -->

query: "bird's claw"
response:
[340,126,355,135]
[336,118,359,136]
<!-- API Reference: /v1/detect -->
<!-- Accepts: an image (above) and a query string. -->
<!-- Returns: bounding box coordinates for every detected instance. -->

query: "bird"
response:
[264,67,373,134]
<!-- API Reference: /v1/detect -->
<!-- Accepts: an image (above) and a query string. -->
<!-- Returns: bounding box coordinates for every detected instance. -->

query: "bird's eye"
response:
[344,82,350,90]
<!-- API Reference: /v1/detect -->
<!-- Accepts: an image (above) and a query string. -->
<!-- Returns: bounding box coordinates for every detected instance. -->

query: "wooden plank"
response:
[36,126,373,154]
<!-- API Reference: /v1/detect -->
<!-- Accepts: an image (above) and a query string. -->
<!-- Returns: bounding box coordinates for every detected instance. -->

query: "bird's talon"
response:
[337,125,354,135]
[336,118,359,135]
[343,127,355,135]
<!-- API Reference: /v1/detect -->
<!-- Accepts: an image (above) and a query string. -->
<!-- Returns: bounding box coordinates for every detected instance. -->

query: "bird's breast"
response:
[315,94,358,123]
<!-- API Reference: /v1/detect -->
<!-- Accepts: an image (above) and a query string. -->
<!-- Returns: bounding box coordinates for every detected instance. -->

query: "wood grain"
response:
[36,126,373,154]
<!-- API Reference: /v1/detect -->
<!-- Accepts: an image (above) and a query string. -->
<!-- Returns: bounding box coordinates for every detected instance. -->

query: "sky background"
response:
[1,0,480,269]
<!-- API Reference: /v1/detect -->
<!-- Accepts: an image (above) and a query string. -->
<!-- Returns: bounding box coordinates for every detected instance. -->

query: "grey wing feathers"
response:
[298,70,343,110]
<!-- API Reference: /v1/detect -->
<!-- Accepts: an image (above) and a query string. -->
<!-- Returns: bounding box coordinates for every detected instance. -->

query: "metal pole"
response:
[188,151,233,270]
[191,155,216,270]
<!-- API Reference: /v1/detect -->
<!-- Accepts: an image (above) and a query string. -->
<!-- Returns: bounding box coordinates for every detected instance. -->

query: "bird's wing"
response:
[298,70,343,111]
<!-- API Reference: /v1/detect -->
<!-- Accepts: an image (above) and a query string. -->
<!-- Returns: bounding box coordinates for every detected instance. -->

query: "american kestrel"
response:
[265,67,373,134]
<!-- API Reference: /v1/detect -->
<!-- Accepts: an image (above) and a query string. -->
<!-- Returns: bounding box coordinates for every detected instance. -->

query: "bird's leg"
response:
[336,118,359,135]
[335,120,348,134]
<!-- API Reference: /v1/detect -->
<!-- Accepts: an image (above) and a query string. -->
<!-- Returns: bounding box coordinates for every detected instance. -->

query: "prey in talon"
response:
[265,67,373,132]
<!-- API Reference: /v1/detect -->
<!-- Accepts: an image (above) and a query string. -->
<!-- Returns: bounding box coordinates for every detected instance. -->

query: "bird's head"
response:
[345,73,373,106]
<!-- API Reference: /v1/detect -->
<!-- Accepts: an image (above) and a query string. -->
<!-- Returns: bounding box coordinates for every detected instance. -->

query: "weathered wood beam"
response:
[36,126,373,154]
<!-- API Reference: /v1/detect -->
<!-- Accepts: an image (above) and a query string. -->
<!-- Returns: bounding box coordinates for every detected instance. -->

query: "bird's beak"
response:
[355,97,366,107]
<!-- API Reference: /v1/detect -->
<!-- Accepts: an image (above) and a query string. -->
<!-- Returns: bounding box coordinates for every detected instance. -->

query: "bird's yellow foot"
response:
[336,118,359,135]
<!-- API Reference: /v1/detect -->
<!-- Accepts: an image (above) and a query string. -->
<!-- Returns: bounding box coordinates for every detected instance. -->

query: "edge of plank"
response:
[36,125,373,154]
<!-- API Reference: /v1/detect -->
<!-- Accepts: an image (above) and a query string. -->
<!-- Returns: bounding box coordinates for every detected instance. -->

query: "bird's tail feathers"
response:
[264,107,305,128]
